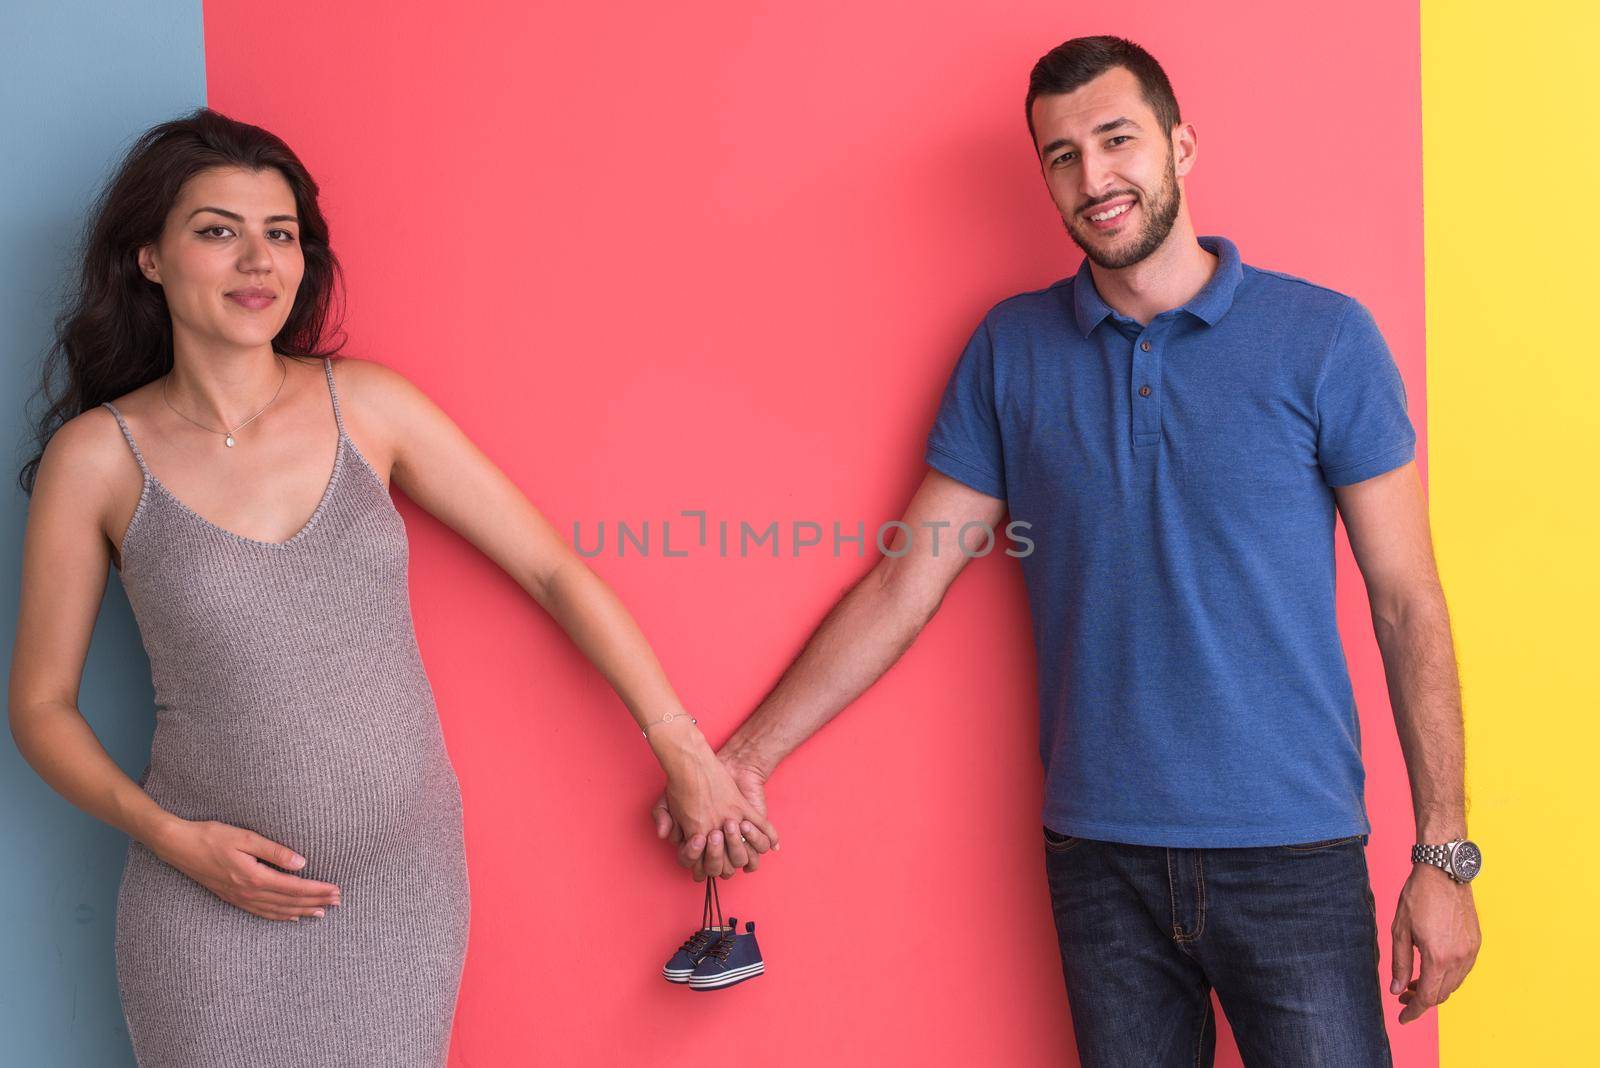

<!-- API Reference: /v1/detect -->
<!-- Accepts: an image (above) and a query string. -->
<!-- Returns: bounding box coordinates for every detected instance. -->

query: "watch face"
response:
[1452,841,1483,880]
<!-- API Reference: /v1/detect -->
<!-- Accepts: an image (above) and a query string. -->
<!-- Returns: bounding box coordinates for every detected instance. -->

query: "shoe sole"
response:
[689,962,765,990]
[663,969,694,983]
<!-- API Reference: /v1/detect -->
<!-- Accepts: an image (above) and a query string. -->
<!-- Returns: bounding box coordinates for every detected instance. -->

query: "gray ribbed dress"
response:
[101,357,470,1067]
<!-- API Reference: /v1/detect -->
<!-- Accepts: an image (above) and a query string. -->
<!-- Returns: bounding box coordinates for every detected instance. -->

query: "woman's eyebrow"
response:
[185,206,299,224]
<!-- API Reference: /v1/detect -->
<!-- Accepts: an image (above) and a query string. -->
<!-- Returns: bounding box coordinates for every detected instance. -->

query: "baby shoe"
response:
[665,876,728,983]
[663,924,729,983]
[689,919,764,991]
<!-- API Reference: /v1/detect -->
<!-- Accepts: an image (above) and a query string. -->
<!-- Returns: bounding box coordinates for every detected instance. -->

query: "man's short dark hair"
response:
[1025,36,1182,148]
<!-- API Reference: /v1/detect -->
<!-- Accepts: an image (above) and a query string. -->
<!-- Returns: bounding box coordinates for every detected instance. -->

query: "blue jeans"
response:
[1043,828,1392,1068]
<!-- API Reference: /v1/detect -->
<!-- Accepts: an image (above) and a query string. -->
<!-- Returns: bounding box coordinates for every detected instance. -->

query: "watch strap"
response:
[1412,842,1453,872]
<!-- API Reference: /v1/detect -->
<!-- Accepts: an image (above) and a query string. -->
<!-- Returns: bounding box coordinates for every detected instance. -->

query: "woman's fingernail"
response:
[314,909,325,918]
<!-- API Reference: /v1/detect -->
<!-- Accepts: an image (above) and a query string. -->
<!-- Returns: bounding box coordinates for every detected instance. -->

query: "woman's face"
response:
[138,166,305,354]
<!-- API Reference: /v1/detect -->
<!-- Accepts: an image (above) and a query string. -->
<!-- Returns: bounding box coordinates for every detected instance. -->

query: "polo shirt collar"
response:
[1071,234,1244,337]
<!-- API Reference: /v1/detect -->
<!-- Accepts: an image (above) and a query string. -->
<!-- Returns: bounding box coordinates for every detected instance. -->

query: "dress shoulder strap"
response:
[321,357,348,438]
[100,401,151,477]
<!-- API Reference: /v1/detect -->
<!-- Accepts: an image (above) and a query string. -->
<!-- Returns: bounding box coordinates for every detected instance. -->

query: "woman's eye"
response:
[196,225,295,242]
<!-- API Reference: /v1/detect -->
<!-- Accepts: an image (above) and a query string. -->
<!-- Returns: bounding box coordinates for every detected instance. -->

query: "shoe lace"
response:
[706,933,737,963]
[678,930,714,955]
[678,875,725,957]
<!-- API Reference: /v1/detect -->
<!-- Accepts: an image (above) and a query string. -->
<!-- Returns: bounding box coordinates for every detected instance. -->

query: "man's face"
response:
[1031,65,1185,270]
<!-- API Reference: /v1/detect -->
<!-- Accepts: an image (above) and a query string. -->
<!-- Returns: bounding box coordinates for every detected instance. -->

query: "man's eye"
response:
[1108,135,1132,146]
[1053,153,1076,166]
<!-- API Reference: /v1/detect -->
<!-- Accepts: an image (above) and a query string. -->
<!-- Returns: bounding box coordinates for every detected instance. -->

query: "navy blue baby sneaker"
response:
[664,877,730,984]
[689,919,764,991]
[662,924,728,984]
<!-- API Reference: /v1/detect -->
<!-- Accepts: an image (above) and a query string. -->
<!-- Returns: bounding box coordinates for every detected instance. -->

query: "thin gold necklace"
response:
[161,354,288,448]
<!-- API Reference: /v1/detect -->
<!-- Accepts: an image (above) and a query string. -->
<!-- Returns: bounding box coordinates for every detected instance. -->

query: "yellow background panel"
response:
[1424,1,1600,1062]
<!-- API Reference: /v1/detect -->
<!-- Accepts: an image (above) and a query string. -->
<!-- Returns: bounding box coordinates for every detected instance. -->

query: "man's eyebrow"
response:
[186,206,300,224]
[1038,116,1142,158]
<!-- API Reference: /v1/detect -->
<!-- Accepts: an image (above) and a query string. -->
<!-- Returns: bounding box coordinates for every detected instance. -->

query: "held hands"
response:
[1390,863,1481,1023]
[646,720,777,881]
[151,818,341,922]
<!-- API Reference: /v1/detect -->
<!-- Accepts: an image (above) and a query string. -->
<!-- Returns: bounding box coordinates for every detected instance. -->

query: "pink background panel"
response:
[203,2,1430,1064]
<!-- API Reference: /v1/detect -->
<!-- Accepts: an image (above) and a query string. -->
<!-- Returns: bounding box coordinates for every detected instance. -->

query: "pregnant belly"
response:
[139,702,462,876]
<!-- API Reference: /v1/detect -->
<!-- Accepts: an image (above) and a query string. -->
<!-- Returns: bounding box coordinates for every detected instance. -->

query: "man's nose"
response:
[1076,152,1115,203]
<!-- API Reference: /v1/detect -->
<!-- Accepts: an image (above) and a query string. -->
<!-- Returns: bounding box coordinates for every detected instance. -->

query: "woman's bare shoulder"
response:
[330,355,426,406]
[45,402,141,480]
[327,357,437,482]
[30,402,145,543]
[329,356,447,435]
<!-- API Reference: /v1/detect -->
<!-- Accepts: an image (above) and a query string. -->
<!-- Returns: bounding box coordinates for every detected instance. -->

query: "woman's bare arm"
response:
[8,410,341,920]
[10,411,183,848]
[336,358,775,876]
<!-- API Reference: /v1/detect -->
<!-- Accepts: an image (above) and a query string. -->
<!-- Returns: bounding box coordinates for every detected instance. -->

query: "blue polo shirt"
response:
[925,235,1415,847]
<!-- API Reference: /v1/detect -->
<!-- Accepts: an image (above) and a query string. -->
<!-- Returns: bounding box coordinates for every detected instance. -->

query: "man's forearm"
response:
[720,560,941,778]
[1372,583,1467,841]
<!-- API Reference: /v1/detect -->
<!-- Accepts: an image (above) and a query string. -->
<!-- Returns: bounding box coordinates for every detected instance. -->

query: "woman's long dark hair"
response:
[16,106,347,495]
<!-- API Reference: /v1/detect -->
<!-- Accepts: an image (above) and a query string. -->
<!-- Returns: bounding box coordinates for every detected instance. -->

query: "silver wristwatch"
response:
[1411,839,1482,883]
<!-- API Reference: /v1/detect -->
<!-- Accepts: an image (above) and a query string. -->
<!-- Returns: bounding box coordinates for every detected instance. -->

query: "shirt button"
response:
[1140,340,1152,351]
[1139,385,1152,397]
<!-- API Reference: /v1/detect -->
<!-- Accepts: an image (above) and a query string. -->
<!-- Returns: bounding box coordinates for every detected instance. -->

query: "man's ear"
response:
[1172,122,1199,178]
[136,244,160,284]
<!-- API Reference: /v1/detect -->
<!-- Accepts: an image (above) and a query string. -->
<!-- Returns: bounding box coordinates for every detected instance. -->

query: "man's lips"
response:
[1081,197,1137,231]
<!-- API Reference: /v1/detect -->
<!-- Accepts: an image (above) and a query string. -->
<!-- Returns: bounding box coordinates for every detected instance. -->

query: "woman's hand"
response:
[648,720,778,880]
[150,818,342,921]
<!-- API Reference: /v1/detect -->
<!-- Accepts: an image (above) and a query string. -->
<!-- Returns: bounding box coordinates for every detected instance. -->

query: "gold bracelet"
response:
[641,711,697,739]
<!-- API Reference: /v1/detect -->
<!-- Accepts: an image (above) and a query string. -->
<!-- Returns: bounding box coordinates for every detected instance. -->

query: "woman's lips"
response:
[226,292,275,310]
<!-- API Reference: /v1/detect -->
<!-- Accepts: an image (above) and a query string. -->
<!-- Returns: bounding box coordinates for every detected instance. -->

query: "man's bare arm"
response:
[654,468,1009,875]
[1335,461,1465,841]
[1334,459,1479,1025]
[718,469,1007,781]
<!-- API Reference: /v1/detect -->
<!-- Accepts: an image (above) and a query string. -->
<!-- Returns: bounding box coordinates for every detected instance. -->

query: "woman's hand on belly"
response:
[150,817,344,921]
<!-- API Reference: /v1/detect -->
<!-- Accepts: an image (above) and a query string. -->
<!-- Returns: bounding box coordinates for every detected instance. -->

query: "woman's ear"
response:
[136,244,161,284]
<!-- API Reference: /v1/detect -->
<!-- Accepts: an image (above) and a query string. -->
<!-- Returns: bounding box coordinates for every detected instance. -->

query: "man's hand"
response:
[1390,863,1481,1023]
[652,753,775,880]
[645,471,1001,881]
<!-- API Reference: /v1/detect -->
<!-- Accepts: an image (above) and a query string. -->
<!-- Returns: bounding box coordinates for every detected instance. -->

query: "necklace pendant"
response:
[225,434,236,448]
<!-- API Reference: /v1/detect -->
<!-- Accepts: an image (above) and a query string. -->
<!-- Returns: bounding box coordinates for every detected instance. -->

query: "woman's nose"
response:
[235,232,274,270]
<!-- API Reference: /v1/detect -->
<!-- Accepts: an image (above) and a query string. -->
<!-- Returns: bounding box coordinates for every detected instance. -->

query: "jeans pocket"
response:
[1282,834,1365,853]
[1043,825,1085,854]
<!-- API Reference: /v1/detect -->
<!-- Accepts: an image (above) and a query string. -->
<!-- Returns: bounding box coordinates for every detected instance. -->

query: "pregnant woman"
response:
[8,108,773,1066]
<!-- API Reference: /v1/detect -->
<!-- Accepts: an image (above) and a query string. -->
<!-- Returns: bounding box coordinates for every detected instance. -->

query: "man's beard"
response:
[1064,150,1182,270]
